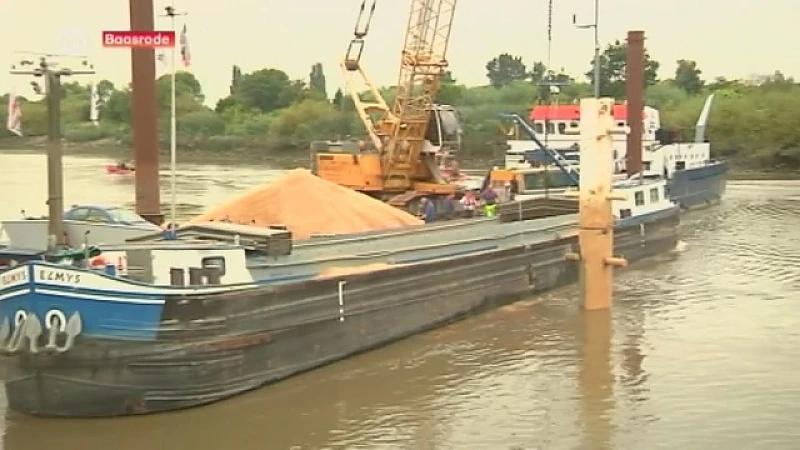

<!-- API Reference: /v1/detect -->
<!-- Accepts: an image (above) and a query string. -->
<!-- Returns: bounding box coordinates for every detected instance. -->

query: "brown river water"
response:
[0,152,799,449]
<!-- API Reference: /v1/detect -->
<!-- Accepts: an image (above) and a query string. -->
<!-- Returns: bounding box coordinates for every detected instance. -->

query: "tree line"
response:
[1,38,798,169]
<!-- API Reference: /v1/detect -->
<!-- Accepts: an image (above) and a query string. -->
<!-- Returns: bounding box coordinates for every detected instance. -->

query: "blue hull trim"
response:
[0,289,166,342]
[667,160,728,209]
[616,205,681,228]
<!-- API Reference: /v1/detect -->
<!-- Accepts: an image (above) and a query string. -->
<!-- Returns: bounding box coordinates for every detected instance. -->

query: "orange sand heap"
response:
[187,168,424,239]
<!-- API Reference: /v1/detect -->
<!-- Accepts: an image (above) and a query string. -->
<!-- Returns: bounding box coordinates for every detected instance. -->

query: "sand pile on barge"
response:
[187,168,423,239]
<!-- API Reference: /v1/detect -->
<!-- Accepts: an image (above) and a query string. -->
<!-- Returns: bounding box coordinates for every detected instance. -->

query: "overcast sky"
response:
[1,0,796,106]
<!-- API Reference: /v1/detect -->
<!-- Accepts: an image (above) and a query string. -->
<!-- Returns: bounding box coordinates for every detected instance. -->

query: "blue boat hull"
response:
[0,209,680,417]
[666,160,728,209]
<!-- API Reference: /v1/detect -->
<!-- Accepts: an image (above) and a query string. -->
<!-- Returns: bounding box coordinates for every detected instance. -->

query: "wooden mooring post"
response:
[565,98,628,310]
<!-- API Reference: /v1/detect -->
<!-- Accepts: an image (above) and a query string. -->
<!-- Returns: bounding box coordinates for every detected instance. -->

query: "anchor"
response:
[44,312,83,354]
[0,311,83,355]
[24,313,43,354]
[0,318,9,347]
[2,316,27,354]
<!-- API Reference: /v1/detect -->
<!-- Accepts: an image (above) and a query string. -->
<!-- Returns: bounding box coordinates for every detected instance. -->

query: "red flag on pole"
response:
[180,25,191,68]
[6,92,22,136]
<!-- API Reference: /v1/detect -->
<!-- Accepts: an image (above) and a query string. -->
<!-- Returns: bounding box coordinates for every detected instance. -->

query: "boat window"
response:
[619,208,632,218]
[202,256,226,276]
[534,122,544,134]
[643,161,651,171]
[65,207,89,221]
[85,209,110,223]
[675,161,686,170]
[649,188,659,202]
[634,191,645,206]
[557,122,566,134]
[570,121,579,128]
[546,122,555,134]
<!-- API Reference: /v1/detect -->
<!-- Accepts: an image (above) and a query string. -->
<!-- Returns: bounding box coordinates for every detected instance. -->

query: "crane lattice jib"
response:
[382,0,457,182]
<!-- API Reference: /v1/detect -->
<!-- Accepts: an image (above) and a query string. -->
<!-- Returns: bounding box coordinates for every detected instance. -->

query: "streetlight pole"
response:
[10,56,95,250]
[573,0,601,98]
[161,4,186,230]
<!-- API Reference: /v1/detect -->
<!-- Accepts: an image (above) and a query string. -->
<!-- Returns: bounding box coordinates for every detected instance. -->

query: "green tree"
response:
[645,81,688,110]
[103,89,132,123]
[674,59,704,95]
[96,79,116,101]
[485,53,528,88]
[230,65,242,95]
[156,71,204,106]
[436,71,465,105]
[309,63,327,99]
[529,61,547,84]
[267,99,356,149]
[332,88,344,110]
[587,40,660,99]
[232,68,301,113]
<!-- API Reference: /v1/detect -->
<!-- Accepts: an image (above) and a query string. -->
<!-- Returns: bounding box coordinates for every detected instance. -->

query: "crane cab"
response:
[425,104,462,155]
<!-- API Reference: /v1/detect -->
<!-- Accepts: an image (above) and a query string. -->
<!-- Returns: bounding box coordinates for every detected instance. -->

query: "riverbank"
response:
[1,138,797,180]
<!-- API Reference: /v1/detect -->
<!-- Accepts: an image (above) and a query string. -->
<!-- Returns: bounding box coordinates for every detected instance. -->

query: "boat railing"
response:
[248,216,577,271]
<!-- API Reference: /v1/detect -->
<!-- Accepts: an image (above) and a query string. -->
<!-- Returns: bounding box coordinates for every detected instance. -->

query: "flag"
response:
[156,51,168,76]
[6,92,22,136]
[179,24,191,68]
[89,83,100,125]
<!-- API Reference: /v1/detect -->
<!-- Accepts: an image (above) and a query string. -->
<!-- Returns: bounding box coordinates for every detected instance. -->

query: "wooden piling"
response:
[129,0,163,225]
[566,98,628,310]
[625,30,645,178]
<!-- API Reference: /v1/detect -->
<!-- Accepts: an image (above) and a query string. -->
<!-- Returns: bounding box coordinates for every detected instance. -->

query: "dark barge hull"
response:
[668,160,728,209]
[4,211,680,417]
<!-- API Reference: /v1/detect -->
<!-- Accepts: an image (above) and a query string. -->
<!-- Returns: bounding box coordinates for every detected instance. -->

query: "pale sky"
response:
[1,0,797,106]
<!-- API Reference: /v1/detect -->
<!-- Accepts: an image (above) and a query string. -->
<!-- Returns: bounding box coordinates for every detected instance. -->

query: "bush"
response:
[63,123,115,142]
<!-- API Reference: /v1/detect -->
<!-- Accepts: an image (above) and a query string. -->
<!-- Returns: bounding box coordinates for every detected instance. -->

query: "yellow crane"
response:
[312,0,461,209]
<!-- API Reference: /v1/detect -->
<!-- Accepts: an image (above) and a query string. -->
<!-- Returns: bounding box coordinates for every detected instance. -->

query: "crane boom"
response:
[381,0,457,189]
[313,0,460,209]
[337,0,458,192]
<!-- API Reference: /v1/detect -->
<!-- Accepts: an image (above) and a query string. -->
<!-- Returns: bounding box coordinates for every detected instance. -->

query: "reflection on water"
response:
[579,310,614,450]
[1,153,800,449]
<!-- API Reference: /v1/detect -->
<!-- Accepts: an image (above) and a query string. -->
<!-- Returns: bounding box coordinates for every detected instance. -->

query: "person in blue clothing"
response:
[420,197,437,223]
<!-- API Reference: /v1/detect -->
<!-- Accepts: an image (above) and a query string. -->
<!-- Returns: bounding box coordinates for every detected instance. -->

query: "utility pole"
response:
[573,0,601,98]
[160,3,187,229]
[10,55,95,250]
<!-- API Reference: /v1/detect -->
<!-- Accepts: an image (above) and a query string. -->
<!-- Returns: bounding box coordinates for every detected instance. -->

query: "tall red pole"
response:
[129,0,163,225]
[625,30,645,178]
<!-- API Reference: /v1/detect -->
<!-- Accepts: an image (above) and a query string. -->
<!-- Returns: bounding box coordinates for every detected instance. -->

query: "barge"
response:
[0,178,679,417]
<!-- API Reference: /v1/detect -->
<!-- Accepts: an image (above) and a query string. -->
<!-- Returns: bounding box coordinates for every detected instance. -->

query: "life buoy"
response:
[89,256,107,269]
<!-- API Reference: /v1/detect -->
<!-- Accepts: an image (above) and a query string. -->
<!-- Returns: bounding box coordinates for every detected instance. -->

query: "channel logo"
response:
[102,31,175,48]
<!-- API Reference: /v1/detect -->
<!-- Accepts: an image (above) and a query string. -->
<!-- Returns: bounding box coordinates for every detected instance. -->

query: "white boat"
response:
[501,95,727,208]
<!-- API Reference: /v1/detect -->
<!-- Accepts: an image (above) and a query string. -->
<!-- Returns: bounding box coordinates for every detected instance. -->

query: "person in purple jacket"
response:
[480,186,498,217]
